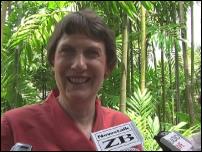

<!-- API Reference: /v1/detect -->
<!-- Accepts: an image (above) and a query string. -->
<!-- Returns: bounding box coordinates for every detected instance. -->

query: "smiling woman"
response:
[53,34,106,104]
[1,9,143,151]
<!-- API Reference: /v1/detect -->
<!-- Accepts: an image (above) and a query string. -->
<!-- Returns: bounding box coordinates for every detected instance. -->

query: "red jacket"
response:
[1,90,131,151]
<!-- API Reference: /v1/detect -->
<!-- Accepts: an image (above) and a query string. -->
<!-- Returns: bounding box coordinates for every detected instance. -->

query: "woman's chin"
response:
[66,90,92,101]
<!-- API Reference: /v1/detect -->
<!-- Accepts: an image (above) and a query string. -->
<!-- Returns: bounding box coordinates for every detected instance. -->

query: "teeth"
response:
[68,77,88,84]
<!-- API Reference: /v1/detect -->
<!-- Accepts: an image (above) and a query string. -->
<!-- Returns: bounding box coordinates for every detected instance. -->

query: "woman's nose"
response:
[71,54,87,71]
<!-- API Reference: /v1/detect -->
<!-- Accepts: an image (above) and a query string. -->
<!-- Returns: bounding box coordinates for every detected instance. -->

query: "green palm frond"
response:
[2,8,67,111]
[127,87,155,118]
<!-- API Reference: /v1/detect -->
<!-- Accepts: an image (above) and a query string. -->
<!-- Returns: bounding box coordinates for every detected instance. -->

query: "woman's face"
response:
[53,34,108,102]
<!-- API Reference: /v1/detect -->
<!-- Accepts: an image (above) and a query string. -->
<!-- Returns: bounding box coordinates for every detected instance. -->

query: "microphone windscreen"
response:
[91,121,144,151]
[154,131,193,151]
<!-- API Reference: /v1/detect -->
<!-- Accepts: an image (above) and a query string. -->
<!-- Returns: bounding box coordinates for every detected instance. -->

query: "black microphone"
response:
[154,131,193,151]
[90,121,144,151]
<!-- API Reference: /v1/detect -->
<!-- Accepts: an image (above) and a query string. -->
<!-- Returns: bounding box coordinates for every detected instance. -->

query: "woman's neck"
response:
[57,95,96,139]
[58,95,96,126]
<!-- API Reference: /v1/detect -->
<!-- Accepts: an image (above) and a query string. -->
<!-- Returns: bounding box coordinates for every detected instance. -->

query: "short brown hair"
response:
[47,9,116,72]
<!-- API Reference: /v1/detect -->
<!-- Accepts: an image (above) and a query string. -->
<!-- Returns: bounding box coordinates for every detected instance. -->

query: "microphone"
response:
[154,131,193,151]
[90,121,144,151]
[10,143,32,151]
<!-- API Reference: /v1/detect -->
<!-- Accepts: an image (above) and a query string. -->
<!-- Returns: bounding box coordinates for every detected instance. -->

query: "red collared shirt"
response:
[1,90,131,151]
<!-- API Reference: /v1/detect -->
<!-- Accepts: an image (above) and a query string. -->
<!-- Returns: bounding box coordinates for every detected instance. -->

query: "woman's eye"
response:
[60,46,75,56]
[85,49,100,58]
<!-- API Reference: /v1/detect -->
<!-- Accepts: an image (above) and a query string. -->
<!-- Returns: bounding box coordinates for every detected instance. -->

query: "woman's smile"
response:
[66,76,90,85]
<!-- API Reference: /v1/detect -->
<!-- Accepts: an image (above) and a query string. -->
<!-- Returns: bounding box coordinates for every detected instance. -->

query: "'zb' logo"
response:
[102,134,134,150]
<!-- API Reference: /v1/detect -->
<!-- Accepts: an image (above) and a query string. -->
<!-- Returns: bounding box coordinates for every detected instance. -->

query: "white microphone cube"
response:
[91,121,143,151]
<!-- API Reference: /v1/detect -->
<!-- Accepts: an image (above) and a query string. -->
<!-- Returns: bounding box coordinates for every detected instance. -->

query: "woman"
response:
[1,9,142,151]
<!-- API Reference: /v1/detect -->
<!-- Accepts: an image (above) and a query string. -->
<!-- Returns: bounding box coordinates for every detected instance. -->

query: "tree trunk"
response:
[171,4,180,125]
[138,39,141,78]
[1,1,10,47]
[151,42,157,77]
[152,42,162,128]
[167,46,174,123]
[127,20,131,96]
[161,45,166,130]
[8,1,12,16]
[130,22,134,94]
[41,45,46,100]
[120,15,128,113]
[174,40,180,124]
[14,46,20,108]
[140,5,146,93]
[179,1,195,124]
[190,1,195,105]
[167,50,172,90]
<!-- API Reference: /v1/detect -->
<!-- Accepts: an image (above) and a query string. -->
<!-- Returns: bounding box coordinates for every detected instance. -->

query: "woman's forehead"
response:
[60,33,103,43]
[57,34,106,50]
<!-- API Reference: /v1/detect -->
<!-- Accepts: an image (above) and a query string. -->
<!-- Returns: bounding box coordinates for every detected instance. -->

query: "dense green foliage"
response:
[1,1,201,150]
